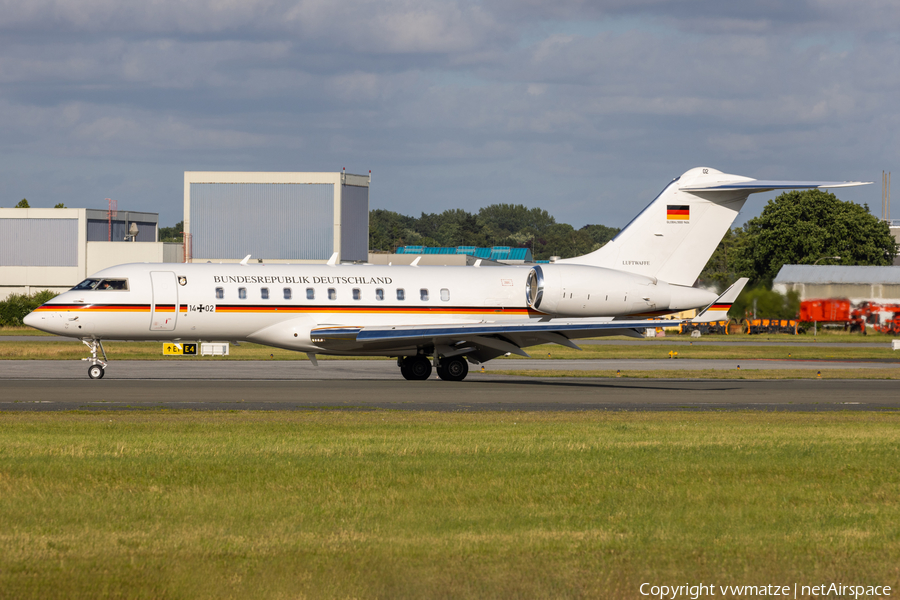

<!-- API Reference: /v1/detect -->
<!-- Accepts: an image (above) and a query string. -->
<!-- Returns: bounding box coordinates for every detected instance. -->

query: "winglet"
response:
[239,255,251,265]
[410,256,422,266]
[693,278,748,322]
[327,252,339,266]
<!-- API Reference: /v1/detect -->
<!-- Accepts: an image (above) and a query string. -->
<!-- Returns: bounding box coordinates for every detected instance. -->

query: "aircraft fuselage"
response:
[26,261,715,355]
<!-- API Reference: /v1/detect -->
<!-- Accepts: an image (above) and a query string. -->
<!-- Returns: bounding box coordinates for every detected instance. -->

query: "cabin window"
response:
[283,288,292,300]
[238,287,247,300]
[215,287,224,299]
[420,288,429,301]
[441,288,450,301]
[328,288,337,300]
[307,288,315,300]
[375,288,384,301]
[261,287,269,300]
[397,288,405,301]
[352,288,361,300]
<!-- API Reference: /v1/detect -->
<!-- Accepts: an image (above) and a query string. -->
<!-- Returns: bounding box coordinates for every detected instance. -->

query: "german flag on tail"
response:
[667,205,689,220]
[692,278,749,322]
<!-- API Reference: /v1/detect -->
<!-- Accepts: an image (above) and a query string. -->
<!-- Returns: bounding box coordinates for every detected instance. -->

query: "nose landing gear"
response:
[82,339,108,379]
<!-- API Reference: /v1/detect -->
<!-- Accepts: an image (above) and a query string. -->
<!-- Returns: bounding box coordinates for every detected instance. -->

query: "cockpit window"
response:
[72,279,100,290]
[71,278,128,291]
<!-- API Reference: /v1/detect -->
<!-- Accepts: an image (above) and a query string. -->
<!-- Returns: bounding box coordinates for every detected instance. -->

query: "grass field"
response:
[490,368,900,380]
[0,411,898,599]
[2,339,899,363]
[0,326,56,336]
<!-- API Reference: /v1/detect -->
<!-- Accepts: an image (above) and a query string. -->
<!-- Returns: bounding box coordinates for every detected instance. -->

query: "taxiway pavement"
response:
[0,360,896,412]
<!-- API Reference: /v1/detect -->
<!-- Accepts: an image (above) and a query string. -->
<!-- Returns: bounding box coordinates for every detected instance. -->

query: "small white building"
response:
[773,265,900,303]
[0,208,181,301]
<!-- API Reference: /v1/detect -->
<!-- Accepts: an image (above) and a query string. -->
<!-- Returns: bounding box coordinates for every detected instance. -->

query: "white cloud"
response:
[0,0,897,227]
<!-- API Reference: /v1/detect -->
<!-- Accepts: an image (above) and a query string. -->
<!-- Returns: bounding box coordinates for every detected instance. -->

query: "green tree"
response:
[369,210,423,251]
[476,204,556,239]
[159,221,184,243]
[732,189,897,286]
[534,223,597,260]
[579,224,620,248]
[730,287,800,320]
[367,205,619,259]
[0,290,58,327]
[15,199,29,208]
[698,228,749,292]
[54,203,66,208]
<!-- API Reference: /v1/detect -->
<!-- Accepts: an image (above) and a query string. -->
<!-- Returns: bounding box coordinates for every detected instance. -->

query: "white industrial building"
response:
[2,170,371,300]
[773,265,900,303]
[184,171,370,264]
[0,208,181,301]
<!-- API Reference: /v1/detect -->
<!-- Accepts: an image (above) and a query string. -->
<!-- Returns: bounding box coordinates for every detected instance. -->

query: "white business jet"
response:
[24,167,869,380]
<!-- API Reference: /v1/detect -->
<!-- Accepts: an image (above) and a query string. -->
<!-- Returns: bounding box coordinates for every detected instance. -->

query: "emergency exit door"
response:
[150,271,178,331]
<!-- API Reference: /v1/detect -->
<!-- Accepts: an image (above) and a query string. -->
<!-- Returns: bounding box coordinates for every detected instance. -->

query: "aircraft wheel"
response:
[400,363,413,380]
[88,365,105,380]
[437,357,468,381]
[405,356,432,380]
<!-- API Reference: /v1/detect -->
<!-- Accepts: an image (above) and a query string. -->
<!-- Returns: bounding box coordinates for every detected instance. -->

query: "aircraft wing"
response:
[310,282,748,362]
[312,317,674,362]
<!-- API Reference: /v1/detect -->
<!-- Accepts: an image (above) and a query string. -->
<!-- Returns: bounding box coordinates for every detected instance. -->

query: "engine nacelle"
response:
[525,264,716,318]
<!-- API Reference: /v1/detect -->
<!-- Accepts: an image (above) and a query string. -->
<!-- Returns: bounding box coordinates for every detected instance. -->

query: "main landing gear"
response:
[436,356,468,382]
[399,355,431,380]
[398,355,469,381]
[82,339,108,379]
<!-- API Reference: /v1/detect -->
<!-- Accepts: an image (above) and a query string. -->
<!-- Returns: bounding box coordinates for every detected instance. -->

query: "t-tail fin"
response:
[560,168,871,287]
[692,278,748,322]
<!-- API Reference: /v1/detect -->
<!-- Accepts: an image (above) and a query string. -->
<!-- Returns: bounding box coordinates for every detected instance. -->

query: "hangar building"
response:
[773,265,900,303]
[0,208,181,301]
[184,171,370,264]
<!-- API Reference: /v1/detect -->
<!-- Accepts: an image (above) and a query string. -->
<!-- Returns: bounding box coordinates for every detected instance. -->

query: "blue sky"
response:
[1,0,897,229]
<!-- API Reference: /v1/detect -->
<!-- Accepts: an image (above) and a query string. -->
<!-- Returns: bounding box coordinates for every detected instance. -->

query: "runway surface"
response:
[1,360,897,412]
[3,335,896,349]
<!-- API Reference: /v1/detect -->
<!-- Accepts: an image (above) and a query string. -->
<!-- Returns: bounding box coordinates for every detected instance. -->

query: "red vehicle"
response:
[799,299,900,334]
[853,301,900,334]
[799,299,850,322]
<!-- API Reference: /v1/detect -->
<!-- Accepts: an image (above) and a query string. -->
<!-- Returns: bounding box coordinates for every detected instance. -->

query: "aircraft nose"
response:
[23,311,40,328]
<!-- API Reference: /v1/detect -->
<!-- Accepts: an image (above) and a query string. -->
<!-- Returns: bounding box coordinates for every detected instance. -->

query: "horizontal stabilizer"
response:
[693,278,748,322]
[681,180,872,193]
